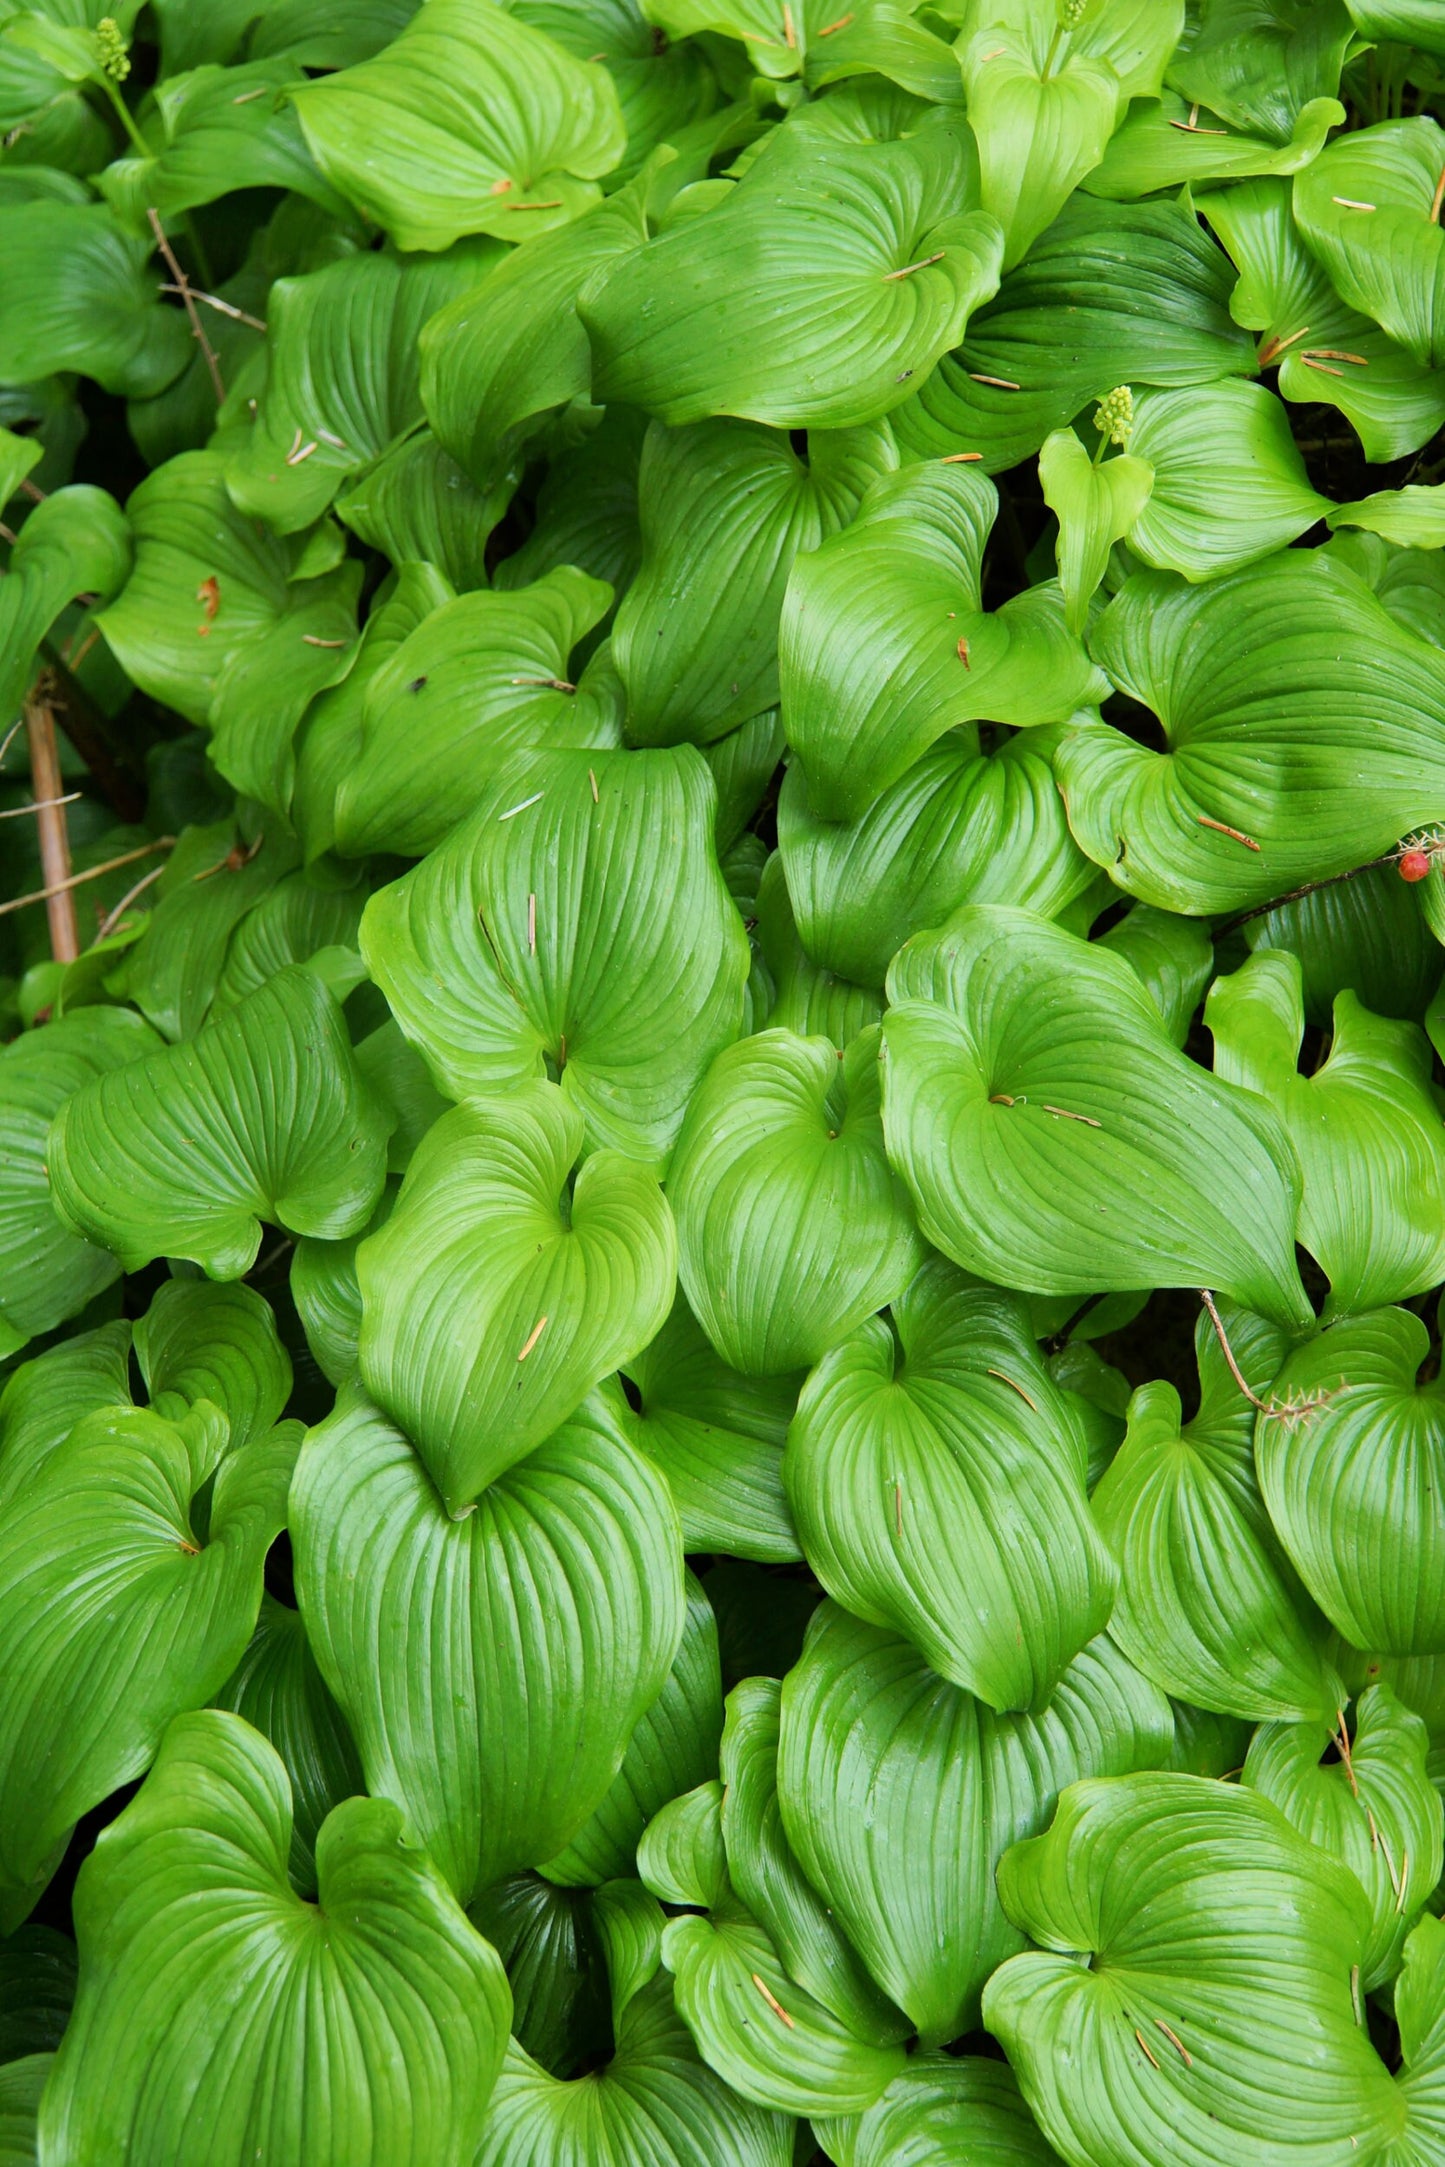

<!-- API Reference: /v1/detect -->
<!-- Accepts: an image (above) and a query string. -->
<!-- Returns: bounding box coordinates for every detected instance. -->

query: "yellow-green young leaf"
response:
[1091,1302,1347,1724]
[0,1407,297,1928]
[637,1780,730,1913]
[779,464,1108,821]
[619,1293,804,1564]
[0,1006,159,1360]
[816,2055,1062,2167]
[1059,553,1445,915]
[1207,176,1445,465]
[49,966,393,1280]
[1083,89,1344,199]
[669,1027,923,1379]
[1038,427,1155,632]
[209,870,368,1016]
[356,1085,675,1513]
[1208,950,1445,1318]
[1259,1307,1445,1658]
[957,0,1182,267]
[579,120,1003,430]
[334,570,622,858]
[642,0,956,98]
[360,747,750,1167]
[614,417,897,750]
[38,1710,512,2167]
[224,243,502,534]
[661,1904,908,2117]
[777,727,1097,991]
[983,1773,1412,2167]
[0,1320,133,1509]
[1244,1685,1442,1990]
[289,0,626,251]
[1329,483,1445,549]
[1294,118,1445,368]
[291,1383,684,1904]
[776,1606,1174,2047]
[1124,379,1329,581]
[785,1263,1114,1711]
[881,906,1312,1328]
[1345,0,1445,51]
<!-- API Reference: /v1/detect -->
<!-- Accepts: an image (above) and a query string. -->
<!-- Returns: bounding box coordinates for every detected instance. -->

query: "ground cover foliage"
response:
[4,0,1445,2160]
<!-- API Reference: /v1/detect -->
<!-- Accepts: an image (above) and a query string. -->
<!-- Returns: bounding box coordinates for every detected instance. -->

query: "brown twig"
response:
[0,836,175,921]
[1199,1290,1270,1411]
[23,688,78,962]
[1214,854,1396,938]
[147,207,225,404]
[94,858,168,939]
[37,651,148,823]
[158,281,266,331]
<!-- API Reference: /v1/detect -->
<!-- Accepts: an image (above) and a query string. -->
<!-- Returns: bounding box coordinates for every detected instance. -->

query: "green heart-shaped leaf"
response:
[1085,89,1344,199]
[816,2054,1062,2167]
[360,746,749,1167]
[134,1277,291,1446]
[0,200,190,397]
[38,1708,512,2167]
[356,1085,674,1512]
[291,1382,684,1904]
[881,905,1311,1328]
[0,486,131,724]
[1123,379,1329,581]
[50,965,392,1280]
[1038,426,1155,632]
[115,812,300,1043]
[1295,118,1445,368]
[785,1262,1114,1710]
[776,1605,1173,2046]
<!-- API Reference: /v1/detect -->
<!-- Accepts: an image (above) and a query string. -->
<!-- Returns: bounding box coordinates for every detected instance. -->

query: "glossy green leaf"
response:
[38,1708,511,2167]
[210,869,367,1015]
[467,1874,611,2080]
[614,416,896,748]
[670,1026,923,1377]
[1059,553,1445,914]
[290,0,627,251]
[0,2055,48,2167]
[580,119,1003,428]
[0,1006,158,1360]
[1344,0,1445,51]
[224,244,502,533]
[752,851,887,1049]
[289,1180,395,1389]
[1084,89,1344,199]
[1244,859,1441,1030]
[1095,903,1214,1047]
[1166,0,1356,143]
[1294,118,1445,368]
[1259,1307,1445,1658]
[816,2054,1062,2167]
[334,427,512,593]
[984,1771,1440,2167]
[644,0,955,98]
[0,487,131,725]
[541,1569,723,1886]
[636,1778,729,1912]
[1209,949,1445,1317]
[0,1928,75,2062]
[0,201,190,398]
[334,570,622,858]
[779,463,1108,820]
[881,906,1311,1327]
[776,1605,1173,2045]
[1091,1300,1346,1722]
[0,1319,132,1508]
[1039,427,1155,633]
[360,746,749,1166]
[618,1293,803,1563]
[786,1261,1113,1710]
[211,1592,363,1897]
[356,1085,674,1512]
[50,965,392,1279]
[1244,1684,1442,1989]
[1123,378,1329,580]
[0,1405,296,1926]
[492,406,645,600]
[291,1382,684,1903]
[134,1277,291,1446]
[111,814,298,1044]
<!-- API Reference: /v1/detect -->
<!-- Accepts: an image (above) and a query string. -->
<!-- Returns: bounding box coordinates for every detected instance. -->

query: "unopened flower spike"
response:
[1058,0,1089,26]
[1093,384,1135,448]
[96,16,131,80]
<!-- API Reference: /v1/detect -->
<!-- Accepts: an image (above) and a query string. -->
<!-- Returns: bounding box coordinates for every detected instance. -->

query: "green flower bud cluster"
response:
[96,16,130,81]
[1093,383,1135,447]
[1058,0,1089,26]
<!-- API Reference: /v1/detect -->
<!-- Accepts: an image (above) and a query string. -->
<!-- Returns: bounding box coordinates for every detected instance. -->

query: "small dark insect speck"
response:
[408,675,428,692]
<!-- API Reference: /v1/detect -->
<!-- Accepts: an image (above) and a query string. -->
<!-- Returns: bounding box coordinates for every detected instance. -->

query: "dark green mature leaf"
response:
[0,2054,48,2167]
[1244,1684,1442,1989]
[0,1405,296,1927]
[50,965,392,1279]
[291,1382,684,1903]
[776,1606,1173,2046]
[881,906,1311,1328]
[786,1262,1113,1711]
[1209,950,1445,1317]
[0,1927,75,2061]
[753,852,886,1049]
[467,1873,611,2079]
[212,1593,363,1897]
[290,1180,395,1387]
[0,1006,158,1360]
[334,427,512,592]
[1166,0,1355,141]
[1244,857,1441,1029]
[290,0,627,250]
[1091,1302,1346,1723]
[816,2055,1062,2167]
[1260,1308,1445,1658]
[619,1294,803,1562]
[360,747,749,1166]
[1059,554,1445,915]
[614,416,896,748]
[492,407,645,599]
[983,1773,1400,2165]
[580,118,1003,428]
[112,814,299,1044]
[1294,118,1445,368]
[356,1085,674,1512]
[542,1570,722,1884]
[0,487,130,726]
[334,570,622,858]
[210,870,367,1014]
[777,728,1095,988]
[0,201,190,397]
[669,1026,923,1377]
[779,463,1106,819]
[893,196,1255,474]
[38,1709,512,2167]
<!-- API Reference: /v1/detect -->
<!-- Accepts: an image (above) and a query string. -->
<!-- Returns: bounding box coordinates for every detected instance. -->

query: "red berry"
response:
[1399,849,1432,882]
